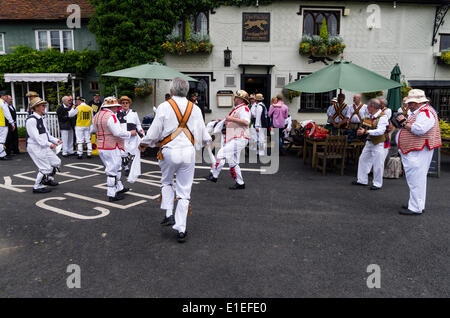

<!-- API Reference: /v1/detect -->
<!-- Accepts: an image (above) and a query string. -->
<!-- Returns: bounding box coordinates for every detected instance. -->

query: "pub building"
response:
[151,0,450,124]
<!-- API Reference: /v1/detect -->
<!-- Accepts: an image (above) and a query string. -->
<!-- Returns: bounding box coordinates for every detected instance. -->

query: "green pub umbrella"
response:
[102,62,198,107]
[386,64,402,111]
[284,59,402,93]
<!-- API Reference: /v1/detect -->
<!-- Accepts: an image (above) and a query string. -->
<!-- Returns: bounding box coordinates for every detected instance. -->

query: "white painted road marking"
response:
[64,192,147,210]
[36,197,110,220]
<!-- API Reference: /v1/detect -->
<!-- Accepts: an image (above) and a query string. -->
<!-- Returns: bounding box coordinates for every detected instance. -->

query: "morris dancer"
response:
[117,96,144,181]
[0,91,15,160]
[92,97,136,202]
[396,89,441,215]
[140,77,211,243]
[26,98,62,193]
[69,97,94,159]
[352,99,389,190]
[205,90,251,190]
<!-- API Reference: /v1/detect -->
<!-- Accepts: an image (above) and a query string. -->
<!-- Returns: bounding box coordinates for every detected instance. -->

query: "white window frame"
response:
[35,30,74,52]
[0,33,5,54]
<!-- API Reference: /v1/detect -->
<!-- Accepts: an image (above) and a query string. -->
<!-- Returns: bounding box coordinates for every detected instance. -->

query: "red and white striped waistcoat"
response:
[398,104,442,154]
[225,104,250,143]
[94,109,125,150]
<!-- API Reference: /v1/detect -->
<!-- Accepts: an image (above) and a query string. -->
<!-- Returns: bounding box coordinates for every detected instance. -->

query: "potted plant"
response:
[299,19,345,57]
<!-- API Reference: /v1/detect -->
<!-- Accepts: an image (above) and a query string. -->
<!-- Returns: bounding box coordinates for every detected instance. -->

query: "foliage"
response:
[45,82,79,110]
[440,119,450,139]
[401,81,412,98]
[362,91,383,99]
[440,50,450,65]
[282,88,301,103]
[162,32,213,55]
[0,46,99,86]
[299,35,345,57]
[17,126,27,138]
[319,18,328,42]
[134,80,153,98]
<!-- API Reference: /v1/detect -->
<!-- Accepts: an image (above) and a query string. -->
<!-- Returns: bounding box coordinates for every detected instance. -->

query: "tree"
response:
[320,18,328,42]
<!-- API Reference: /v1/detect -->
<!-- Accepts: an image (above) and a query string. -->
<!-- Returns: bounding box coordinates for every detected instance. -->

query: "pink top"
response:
[268,101,289,128]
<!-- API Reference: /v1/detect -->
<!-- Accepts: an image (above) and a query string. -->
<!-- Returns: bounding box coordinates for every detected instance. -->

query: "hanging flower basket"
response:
[134,84,153,98]
[282,88,301,103]
[440,50,450,65]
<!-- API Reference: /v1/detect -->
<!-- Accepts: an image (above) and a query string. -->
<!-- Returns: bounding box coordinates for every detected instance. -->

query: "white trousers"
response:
[159,146,195,233]
[401,148,434,213]
[250,127,266,156]
[61,129,74,155]
[75,126,92,155]
[357,141,386,188]
[210,138,248,185]
[99,148,124,197]
[28,143,61,189]
[0,126,7,157]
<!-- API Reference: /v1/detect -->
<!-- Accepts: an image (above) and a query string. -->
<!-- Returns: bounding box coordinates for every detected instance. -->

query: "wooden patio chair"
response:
[315,135,348,176]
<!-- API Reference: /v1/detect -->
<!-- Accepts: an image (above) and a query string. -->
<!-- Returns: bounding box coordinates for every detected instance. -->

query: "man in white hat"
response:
[395,89,441,215]
[26,97,62,193]
[68,97,94,159]
[0,91,15,160]
[205,89,251,189]
[327,93,349,134]
[352,98,389,190]
[92,97,136,202]
[140,77,211,243]
[251,93,268,156]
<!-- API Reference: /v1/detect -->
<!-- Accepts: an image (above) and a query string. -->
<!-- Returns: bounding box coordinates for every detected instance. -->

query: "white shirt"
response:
[250,102,258,119]
[0,99,14,125]
[382,107,392,120]
[121,108,143,132]
[142,96,211,150]
[252,102,265,128]
[367,110,389,137]
[346,103,368,123]
[26,112,59,147]
[328,103,349,124]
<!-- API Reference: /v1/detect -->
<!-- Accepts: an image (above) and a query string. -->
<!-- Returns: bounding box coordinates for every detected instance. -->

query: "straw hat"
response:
[255,93,264,101]
[249,94,256,100]
[76,96,86,102]
[405,89,428,104]
[118,95,132,104]
[331,97,338,103]
[101,96,121,108]
[29,97,47,110]
[234,90,249,104]
[26,91,39,98]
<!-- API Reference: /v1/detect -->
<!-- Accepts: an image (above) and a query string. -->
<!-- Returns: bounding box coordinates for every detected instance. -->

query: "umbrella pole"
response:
[153,79,157,109]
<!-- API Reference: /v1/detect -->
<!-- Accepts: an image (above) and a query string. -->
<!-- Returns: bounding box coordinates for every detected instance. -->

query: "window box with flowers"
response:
[162,32,213,55]
[299,18,345,57]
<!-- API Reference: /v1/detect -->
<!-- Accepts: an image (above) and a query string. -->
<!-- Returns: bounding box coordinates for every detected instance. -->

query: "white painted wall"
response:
[135,1,450,125]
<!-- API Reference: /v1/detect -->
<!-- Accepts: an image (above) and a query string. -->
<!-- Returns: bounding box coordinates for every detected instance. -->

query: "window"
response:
[90,81,99,92]
[0,33,5,54]
[172,12,209,40]
[440,34,450,51]
[302,10,340,36]
[297,73,336,112]
[188,75,210,112]
[35,30,74,52]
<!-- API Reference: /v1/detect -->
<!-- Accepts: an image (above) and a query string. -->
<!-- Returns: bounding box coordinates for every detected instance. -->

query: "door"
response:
[241,74,271,108]
[188,76,209,117]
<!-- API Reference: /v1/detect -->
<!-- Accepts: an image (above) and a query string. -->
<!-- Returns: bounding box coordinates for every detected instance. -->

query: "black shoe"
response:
[61,154,69,157]
[204,174,217,183]
[160,215,175,226]
[117,187,130,194]
[124,169,130,177]
[229,183,245,190]
[402,205,425,213]
[33,187,51,193]
[177,231,187,243]
[42,179,59,186]
[399,208,422,216]
[370,186,382,190]
[0,156,12,160]
[77,155,83,160]
[352,181,368,186]
[108,193,124,202]
[87,155,92,159]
